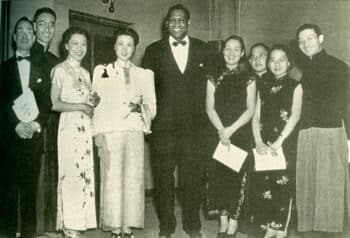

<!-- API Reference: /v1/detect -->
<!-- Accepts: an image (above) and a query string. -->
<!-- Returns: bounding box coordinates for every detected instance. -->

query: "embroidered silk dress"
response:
[248,75,299,235]
[52,61,96,231]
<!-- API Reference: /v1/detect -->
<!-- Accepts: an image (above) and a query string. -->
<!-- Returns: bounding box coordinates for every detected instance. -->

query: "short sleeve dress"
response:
[52,61,97,231]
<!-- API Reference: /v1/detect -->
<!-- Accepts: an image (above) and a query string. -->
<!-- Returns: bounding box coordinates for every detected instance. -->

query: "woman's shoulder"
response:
[133,65,154,77]
[51,62,68,77]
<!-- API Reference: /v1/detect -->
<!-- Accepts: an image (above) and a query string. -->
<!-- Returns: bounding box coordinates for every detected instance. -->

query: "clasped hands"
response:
[256,137,283,156]
[218,127,234,146]
[15,121,41,139]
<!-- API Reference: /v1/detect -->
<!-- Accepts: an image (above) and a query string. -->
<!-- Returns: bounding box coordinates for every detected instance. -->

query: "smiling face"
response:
[13,20,35,52]
[34,12,56,45]
[65,33,87,62]
[223,39,244,69]
[298,28,323,57]
[249,45,268,74]
[166,9,189,41]
[114,34,135,62]
[268,49,290,78]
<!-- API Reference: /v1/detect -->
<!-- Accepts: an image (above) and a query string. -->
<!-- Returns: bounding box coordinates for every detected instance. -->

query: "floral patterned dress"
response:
[52,61,96,231]
[206,68,254,219]
[248,75,299,235]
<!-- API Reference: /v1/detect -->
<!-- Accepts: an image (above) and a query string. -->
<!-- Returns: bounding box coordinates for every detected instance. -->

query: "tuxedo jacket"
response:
[142,37,215,140]
[0,56,50,154]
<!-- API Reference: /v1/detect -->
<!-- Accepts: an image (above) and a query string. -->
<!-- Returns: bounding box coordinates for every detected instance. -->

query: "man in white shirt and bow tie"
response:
[143,4,215,238]
[0,17,50,238]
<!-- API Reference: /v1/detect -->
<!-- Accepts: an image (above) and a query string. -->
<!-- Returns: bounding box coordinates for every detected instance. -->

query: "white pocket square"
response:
[199,63,204,67]
[36,78,42,83]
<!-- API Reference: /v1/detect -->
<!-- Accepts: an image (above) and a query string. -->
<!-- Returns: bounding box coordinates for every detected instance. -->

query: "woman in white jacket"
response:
[92,27,156,238]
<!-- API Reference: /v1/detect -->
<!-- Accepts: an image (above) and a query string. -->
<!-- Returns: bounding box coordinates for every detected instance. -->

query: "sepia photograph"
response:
[0,0,349,238]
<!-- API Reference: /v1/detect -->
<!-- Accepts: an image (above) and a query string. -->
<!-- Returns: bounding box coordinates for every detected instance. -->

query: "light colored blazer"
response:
[92,60,156,135]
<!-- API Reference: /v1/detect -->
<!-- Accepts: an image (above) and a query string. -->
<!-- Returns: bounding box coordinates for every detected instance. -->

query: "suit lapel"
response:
[183,38,196,76]
[9,57,23,96]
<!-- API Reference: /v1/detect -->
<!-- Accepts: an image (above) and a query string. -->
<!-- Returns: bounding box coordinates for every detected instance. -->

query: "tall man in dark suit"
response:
[30,7,60,235]
[0,17,50,238]
[142,4,215,238]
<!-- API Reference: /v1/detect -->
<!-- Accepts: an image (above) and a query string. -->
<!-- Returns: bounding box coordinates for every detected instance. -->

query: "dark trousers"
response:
[150,135,206,236]
[1,136,42,238]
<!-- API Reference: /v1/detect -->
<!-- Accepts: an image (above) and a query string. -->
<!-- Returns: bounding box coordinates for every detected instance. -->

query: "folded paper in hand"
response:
[12,89,39,123]
[253,147,286,171]
[213,142,248,173]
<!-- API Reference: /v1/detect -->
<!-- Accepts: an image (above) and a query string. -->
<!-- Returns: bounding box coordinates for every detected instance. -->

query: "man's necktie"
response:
[172,40,187,47]
[16,56,31,61]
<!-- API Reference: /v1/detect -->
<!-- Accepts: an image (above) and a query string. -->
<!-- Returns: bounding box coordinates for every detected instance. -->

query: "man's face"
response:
[34,12,56,45]
[298,28,323,57]
[166,9,189,41]
[14,20,35,51]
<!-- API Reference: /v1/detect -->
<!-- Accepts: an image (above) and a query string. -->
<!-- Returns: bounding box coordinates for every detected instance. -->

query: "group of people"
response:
[0,3,349,238]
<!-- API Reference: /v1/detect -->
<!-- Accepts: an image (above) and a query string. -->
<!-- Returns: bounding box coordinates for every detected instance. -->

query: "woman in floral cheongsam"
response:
[249,45,302,238]
[51,27,100,238]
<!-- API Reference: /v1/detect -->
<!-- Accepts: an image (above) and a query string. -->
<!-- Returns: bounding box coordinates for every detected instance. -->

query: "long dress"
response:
[51,61,97,231]
[206,68,254,219]
[248,75,299,236]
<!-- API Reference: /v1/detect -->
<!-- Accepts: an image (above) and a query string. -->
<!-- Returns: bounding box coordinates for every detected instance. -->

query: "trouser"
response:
[150,135,206,236]
[2,137,42,238]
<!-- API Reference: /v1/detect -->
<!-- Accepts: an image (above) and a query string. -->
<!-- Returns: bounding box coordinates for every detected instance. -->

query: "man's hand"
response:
[15,122,33,139]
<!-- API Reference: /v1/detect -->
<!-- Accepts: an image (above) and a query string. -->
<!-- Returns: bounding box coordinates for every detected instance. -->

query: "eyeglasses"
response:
[250,54,267,61]
[37,21,55,30]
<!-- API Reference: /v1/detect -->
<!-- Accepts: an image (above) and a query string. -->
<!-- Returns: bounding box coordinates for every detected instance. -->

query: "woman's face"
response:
[65,33,87,62]
[223,39,244,68]
[114,34,135,62]
[249,45,268,74]
[268,49,290,78]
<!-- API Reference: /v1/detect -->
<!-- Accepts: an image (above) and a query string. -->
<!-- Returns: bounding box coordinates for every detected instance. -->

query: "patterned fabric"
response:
[248,75,299,235]
[52,61,97,231]
[206,68,253,219]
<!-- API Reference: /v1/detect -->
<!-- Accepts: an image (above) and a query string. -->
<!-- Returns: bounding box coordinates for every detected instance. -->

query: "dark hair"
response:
[113,27,139,46]
[248,42,270,59]
[166,4,191,21]
[222,35,246,63]
[296,23,322,37]
[268,44,293,68]
[14,17,34,33]
[33,7,57,22]
[60,26,89,59]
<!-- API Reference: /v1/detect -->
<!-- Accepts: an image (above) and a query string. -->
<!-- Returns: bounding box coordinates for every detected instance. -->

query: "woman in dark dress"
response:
[206,35,256,237]
[249,45,302,238]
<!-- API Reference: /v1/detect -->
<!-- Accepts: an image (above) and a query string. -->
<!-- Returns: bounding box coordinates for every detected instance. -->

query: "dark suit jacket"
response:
[0,55,50,173]
[142,37,215,142]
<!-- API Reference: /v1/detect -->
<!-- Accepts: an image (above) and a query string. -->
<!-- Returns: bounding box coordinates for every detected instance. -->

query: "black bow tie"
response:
[172,40,187,47]
[16,56,31,61]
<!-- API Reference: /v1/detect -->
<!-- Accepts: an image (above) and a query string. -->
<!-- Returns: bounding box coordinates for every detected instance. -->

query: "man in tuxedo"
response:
[0,17,50,238]
[31,7,60,235]
[142,4,215,238]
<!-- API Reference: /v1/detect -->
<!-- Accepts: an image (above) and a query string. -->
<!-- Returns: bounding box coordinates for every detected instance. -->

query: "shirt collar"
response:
[115,59,133,69]
[169,35,189,46]
[16,51,30,58]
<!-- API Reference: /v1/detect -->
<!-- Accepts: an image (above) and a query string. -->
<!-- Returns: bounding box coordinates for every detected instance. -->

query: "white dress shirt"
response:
[169,35,189,74]
[16,51,30,92]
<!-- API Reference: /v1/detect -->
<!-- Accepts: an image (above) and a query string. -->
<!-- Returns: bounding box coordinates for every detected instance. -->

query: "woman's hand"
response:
[256,141,269,155]
[218,128,231,146]
[269,136,284,155]
[89,92,101,107]
[78,103,94,118]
